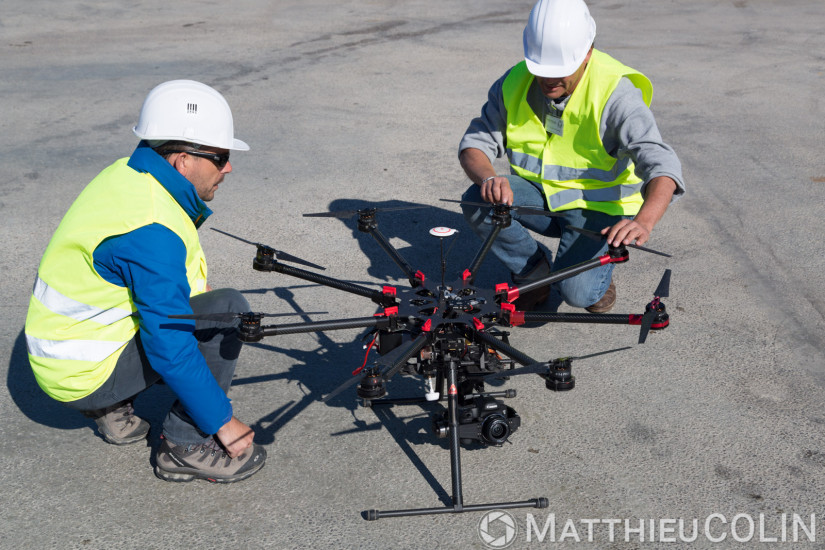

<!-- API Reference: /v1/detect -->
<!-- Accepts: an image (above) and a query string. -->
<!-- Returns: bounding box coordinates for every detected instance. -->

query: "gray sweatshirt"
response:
[459,69,686,201]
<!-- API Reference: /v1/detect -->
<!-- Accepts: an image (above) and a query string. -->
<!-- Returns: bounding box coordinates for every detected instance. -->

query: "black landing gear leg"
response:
[364,358,548,520]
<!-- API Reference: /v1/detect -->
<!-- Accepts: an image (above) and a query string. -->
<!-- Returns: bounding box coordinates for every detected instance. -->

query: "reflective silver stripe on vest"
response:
[548,181,645,210]
[505,149,643,208]
[33,276,133,325]
[507,150,543,175]
[26,334,124,362]
[506,149,635,182]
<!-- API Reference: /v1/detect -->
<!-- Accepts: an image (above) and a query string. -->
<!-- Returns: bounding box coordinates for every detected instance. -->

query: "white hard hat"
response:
[523,0,596,78]
[133,80,249,151]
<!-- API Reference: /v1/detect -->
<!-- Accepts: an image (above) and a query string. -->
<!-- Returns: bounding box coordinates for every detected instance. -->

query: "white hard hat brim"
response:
[229,138,250,151]
[524,56,583,79]
[132,127,250,151]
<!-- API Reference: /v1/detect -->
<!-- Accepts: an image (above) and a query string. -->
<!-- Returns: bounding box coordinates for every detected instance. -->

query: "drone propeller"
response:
[567,226,672,258]
[169,311,327,323]
[303,204,430,219]
[653,268,671,298]
[321,370,365,403]
[484,346,632,380]
[638,269,671,344]
[211,228,326,270]
[439,198,564,218]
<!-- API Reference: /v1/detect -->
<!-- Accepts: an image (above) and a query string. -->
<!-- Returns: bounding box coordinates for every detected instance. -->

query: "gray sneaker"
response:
[154,436,266,483]
[83,401,150,445]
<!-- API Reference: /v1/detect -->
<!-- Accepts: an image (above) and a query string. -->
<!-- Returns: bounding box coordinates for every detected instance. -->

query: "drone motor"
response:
[544,358,575,391]
[356,366,387,399]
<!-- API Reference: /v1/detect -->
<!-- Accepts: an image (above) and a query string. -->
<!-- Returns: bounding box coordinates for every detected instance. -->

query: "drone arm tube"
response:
[465,223,503,283]
[522,311,633,324]
[470,327,537,367]
[377,331,430,381]
[256,260,391,306]
[367,227,420,286]
[512,250,626,301]
[257,316,392,337]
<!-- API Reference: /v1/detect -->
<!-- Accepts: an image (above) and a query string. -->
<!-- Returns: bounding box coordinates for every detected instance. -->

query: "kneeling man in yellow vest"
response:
[25,80,266,483]
[459,0,685,313]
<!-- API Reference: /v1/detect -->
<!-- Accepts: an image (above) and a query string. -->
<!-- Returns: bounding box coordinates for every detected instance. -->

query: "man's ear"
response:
[170,152,190,177]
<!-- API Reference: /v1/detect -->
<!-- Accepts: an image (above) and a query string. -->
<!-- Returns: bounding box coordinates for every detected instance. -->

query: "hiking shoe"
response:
[83,400,150,445]
[154,436,266,483]
[585,281,616,313]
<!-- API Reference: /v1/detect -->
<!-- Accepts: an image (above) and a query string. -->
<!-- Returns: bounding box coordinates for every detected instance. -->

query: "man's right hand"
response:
[460,148,514,205]
[480,176,514,205]
[216,416,254,458]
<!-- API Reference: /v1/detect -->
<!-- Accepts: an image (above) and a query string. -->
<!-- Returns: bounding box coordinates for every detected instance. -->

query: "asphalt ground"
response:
[2,1,825,548]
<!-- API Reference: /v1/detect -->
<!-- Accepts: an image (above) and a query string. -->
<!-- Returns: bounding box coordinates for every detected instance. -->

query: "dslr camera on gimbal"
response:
[432,395,520,446]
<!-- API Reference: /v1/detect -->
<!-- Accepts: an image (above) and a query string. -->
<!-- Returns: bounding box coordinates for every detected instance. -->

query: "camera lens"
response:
[481,414,510,445]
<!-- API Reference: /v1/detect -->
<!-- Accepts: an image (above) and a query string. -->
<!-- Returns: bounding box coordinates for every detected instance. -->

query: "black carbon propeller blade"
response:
[638,311,655,344]
[484,346,632,380]
[485,360,549,379]
[303,204,430,219]
[211,228,326,270]
[322,371,364,403]
[638,269,672,344]
[654,268,672,298]
[169,311,327,322]
[567,346,634,361]
[268,249,326,270]
[567,226,672,258]
[439,199,565,218]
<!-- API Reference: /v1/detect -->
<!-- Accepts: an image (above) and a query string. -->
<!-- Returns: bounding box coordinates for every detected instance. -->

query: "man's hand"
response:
[480,176,514,205]
[600,176,677,247]
[216,416,254,458]
[460,148,514,205]
[602,218,652,247]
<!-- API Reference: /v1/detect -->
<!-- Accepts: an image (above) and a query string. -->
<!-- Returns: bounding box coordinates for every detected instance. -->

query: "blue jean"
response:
[461,176,625,308]
[64,288,249,445]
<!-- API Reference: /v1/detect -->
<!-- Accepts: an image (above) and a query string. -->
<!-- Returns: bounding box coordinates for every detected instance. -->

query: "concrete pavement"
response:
[2,1,825,548]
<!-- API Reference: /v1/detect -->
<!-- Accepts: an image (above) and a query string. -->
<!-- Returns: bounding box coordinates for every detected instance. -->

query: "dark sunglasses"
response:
[165,149,230,169]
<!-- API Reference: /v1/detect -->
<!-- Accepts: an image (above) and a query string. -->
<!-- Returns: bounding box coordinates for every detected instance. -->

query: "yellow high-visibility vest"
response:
[25,158,207,401]
[502,49,653,216]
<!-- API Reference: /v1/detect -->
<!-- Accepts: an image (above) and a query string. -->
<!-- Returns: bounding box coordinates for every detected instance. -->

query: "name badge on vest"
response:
[544,112,564,137]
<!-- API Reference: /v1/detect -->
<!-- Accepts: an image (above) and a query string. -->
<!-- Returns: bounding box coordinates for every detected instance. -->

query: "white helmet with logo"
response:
[523,0,596,78]
[133,80,249,151]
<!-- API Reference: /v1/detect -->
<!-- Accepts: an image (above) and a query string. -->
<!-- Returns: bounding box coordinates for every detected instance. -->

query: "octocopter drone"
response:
[174,201,671,520]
